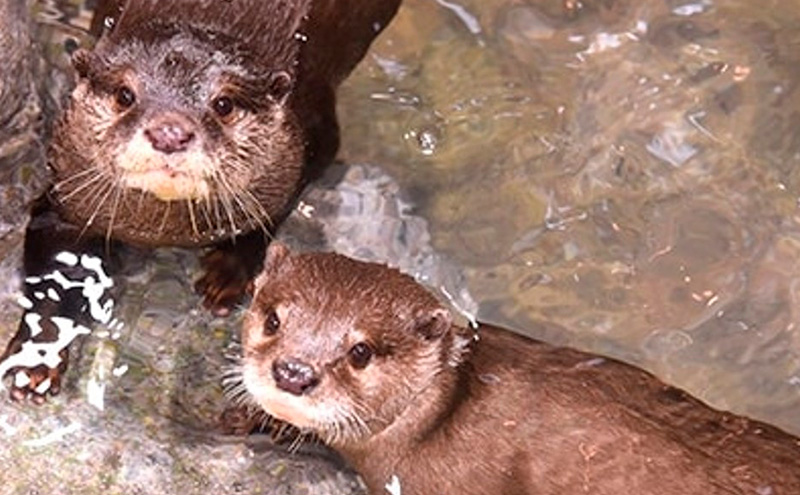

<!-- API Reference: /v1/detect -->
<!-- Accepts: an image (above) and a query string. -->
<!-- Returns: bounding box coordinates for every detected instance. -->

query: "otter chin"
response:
[241,243,800,495]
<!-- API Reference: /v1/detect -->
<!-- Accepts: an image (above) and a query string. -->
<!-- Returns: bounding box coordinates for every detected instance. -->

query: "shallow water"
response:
[2,0,800,491]
[338,0,800,435]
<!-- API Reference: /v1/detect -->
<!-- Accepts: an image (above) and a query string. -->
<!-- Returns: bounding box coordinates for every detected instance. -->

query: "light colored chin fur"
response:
[115,130,213,201]
[242,362,319,430]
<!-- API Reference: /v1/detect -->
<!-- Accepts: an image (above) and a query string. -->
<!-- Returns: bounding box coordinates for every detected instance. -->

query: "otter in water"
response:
[1,0,401,401]
[239,243,800,495]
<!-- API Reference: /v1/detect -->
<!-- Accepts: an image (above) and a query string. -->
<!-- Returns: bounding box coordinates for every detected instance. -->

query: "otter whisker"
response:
[212,168,263,235]
[56,168,110,203]
[52,165,105,192]
[197,193,215,235]
[209,172,239,234]
[105,177,126,244]
[135,188,147,214]
[186,198,200,238]
[287,429,313,453]
[235,186,273,235]
[156,200,172,236]
[81,179,117,239]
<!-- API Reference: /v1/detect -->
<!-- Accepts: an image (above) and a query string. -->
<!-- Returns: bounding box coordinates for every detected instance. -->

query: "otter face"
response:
[50,27,304,246]
[240,244,467,446]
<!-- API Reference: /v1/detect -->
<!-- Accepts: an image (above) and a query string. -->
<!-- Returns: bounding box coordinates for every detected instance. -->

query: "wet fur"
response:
[240,244,800,495]
[2,0,401,400]
[51,0,401,246]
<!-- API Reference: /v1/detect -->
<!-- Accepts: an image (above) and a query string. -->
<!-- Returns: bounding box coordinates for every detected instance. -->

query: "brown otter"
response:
[53,0,400,287]
[2,0,401,400]
[239,243,800,495]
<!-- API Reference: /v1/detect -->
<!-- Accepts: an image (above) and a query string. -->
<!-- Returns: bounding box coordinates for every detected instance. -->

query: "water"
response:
[337,0,800,435]
[2,0,800,492]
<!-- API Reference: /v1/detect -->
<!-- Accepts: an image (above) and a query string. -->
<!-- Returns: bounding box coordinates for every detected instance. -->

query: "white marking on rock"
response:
[46,288,61,301]
[435,0,481,35]
[55,251,79,266]
[24,312,43,337]
[0,317,91,389]
[112,364,129,377]
[22,422,81,448]
[37,254,115,325]
[34,377,51,394]
[14,371,30,388]
[86,377,105,411]
[0,415,17,436]
[17,296,33,309]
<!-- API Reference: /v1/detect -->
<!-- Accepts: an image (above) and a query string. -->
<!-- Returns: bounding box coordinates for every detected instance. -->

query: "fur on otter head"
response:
[241,243,473,446]
[50,0,313,246]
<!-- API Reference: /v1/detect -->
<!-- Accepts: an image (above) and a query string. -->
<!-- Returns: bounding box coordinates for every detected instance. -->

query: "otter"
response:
[52,0,401,298]
[239,243,800,495]
[1,0,401,400]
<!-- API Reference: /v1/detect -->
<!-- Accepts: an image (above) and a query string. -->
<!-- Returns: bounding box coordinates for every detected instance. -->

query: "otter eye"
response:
[347,342,374,369]
[263,308,280,336]
[115,85,136,109]
[212,96,235,118]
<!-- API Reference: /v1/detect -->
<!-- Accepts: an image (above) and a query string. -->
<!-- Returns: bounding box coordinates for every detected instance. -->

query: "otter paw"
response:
[218,405,303,443]
[1,315,75,404]
[7,363,65,404]
[195,248,255,316]
[219,404,262,435]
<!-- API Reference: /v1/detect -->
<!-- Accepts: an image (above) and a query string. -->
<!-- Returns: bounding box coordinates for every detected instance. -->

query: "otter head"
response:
[50,0,311,246]
[241,244,471,447]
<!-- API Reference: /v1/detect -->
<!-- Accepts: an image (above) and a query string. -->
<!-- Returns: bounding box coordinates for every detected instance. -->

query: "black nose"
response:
[272,358,319,396]
[144,117,195,153]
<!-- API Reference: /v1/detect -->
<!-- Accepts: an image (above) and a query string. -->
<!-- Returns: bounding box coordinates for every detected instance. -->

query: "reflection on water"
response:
[3,0,800,490]
[338,0,800,435]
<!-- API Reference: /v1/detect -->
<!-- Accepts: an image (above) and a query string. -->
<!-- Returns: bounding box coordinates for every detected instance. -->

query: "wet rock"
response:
[0,0,48,335]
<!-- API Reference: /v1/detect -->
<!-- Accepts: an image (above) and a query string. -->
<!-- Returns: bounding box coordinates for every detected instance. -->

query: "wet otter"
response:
[53,0,400,288]
[240,244,800,495]
[1,0,401,400]
[54,0,402,247]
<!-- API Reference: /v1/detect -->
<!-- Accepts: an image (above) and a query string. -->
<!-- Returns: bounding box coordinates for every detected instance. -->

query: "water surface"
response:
[2,0,800,492]
[338,0,800,435]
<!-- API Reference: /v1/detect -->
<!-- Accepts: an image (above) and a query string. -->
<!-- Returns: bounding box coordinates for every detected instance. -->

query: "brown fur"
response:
[50,0,401,246]
[1,0,401,401]
[241,244,800,495]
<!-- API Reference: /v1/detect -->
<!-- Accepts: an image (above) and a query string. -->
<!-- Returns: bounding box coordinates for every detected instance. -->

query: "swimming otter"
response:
[2,0,401,401]
[239,243,800,495]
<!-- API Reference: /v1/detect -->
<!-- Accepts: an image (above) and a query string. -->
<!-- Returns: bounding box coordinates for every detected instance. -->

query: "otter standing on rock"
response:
[1,0,401,401]
[239,244,800,495]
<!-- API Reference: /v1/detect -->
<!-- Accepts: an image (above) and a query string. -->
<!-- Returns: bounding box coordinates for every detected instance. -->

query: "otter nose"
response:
[272,358,319,396]
[144,117,195,154]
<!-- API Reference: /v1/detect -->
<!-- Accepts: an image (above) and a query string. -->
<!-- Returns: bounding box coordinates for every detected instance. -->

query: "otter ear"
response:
[254,242,291,290]
[414,307,453,341]
[268,71,294,104]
